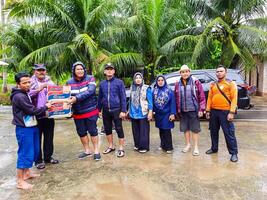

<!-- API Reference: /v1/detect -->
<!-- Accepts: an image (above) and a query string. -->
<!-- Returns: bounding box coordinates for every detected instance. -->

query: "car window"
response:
[193,74,213,83]
[166,76,180,86]
[226,72,245,84]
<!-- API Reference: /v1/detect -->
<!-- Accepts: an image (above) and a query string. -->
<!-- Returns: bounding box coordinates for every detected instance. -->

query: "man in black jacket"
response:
[11,73,51,190]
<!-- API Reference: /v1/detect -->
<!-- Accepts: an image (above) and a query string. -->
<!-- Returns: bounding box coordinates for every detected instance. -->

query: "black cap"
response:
[33,64,46,70]
[104,63,115,70]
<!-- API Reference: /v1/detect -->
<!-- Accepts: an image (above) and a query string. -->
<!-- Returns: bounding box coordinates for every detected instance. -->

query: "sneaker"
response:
[205,149,218,154]
[93,153,101,161]
[166,150,173,154]
[230,154,238,162]
[138,149,148,153]
[78,152,92,159]
[182,145,191,153]
[134,147,139,151]
[158,147,162,151]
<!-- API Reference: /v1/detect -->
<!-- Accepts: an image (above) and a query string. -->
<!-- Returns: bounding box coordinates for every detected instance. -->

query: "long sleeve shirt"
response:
[206,79,238,113]
[129,87,153,119]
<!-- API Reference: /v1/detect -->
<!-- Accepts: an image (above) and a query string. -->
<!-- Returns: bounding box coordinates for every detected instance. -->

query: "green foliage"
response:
[0,71,16,84]
[0,92,11,105]
[1,0,266,84]
[122,77,132,88]
[183,0,267,71]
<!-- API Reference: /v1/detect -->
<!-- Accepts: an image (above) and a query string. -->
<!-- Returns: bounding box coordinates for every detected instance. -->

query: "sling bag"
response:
[215,83,237,114]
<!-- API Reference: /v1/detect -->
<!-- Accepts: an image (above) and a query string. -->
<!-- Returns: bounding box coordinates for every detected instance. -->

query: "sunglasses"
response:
[36,69,46,72]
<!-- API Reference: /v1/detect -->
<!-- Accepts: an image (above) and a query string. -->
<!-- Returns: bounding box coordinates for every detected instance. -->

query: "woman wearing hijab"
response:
[153,75,176,153]
[128,72,153,153]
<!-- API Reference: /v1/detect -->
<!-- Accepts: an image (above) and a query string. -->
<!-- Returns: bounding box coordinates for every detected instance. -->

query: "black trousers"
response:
[159,129,173,151]
[37,118,55,162]
[102,109,124,138]
[131,118,150,151]
[209,109,238,155]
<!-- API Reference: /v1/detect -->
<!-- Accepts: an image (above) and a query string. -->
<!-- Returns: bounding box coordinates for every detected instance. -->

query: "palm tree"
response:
[1,0,8,93]
[5,0,119,78]
[4,0,196,81]
[162,0,267,71]
[102,0,196,82]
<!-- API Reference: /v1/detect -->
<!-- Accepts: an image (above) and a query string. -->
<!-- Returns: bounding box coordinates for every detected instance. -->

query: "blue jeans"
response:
[16,126,40,169]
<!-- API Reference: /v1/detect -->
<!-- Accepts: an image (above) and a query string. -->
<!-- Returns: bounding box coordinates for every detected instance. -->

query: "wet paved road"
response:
[235,110,267,119]
[0,111,267,200]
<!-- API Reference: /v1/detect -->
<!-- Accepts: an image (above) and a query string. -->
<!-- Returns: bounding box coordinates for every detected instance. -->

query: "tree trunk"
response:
[1,0,8,93]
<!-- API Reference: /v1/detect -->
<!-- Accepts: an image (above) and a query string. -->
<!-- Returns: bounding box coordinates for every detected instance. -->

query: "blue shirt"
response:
[129,87,153,119]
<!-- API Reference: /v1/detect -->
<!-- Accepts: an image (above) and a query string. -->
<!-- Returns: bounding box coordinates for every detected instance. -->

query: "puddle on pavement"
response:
[1,115,267,200]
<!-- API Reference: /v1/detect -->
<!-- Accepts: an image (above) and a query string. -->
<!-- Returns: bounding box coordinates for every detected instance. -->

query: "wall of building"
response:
[244,57,267,96]
[262,60,267,96]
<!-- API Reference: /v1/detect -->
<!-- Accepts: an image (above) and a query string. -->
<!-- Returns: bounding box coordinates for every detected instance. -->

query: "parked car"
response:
[126,69,253,109]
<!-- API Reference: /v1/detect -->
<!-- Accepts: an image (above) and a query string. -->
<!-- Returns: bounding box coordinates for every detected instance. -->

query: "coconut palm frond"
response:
[19,42,68,70]
[73,33,98,60]
[160,35,198,54]
[237,25,267,54]
[105,52,144,74]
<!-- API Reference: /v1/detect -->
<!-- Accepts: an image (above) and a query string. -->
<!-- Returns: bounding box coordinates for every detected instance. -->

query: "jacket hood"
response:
[10,87,26,101]
[72,61,87,80]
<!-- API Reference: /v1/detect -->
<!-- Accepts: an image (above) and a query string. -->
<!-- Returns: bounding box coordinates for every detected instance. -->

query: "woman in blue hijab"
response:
[153,75,176,153]
[129,72,153,153]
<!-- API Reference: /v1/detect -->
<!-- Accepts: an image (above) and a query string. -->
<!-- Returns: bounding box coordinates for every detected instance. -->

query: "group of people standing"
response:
[11,62,239,190]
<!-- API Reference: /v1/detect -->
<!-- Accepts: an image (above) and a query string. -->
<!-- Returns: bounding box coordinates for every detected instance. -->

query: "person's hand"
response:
[99,112,102,118]
[206,112,210,120]
[125,112,130,121]
[169,114,175,121]
[68,96,77,104]
[119,112,126,119]
[39,83,48,91]
[198,111,203,118]
[227,113,234,121]
[147,111,153,121]
[45,102,52,109]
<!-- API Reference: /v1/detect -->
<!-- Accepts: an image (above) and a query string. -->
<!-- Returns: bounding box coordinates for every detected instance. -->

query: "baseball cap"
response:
[33,63,46,70]
[104,63,115,70]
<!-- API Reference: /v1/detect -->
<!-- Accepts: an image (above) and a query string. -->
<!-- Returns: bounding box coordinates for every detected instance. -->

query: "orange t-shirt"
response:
[206,79,237,113]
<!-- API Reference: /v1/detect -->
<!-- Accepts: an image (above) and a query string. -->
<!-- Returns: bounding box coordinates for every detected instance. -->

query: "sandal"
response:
[192,148,200,156]
[117,150,125,157]
[45,157,59,164]
[103,147,115,154]
[36,162,45,170]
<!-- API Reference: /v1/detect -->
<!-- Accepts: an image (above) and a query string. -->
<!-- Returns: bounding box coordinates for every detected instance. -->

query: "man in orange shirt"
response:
[205,65,238,162]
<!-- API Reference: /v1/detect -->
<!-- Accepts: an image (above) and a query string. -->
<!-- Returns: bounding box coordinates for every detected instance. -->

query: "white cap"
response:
[179,64,191,72]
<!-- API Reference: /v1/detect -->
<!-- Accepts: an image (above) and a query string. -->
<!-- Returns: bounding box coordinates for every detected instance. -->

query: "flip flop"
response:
[103,147,115,154]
